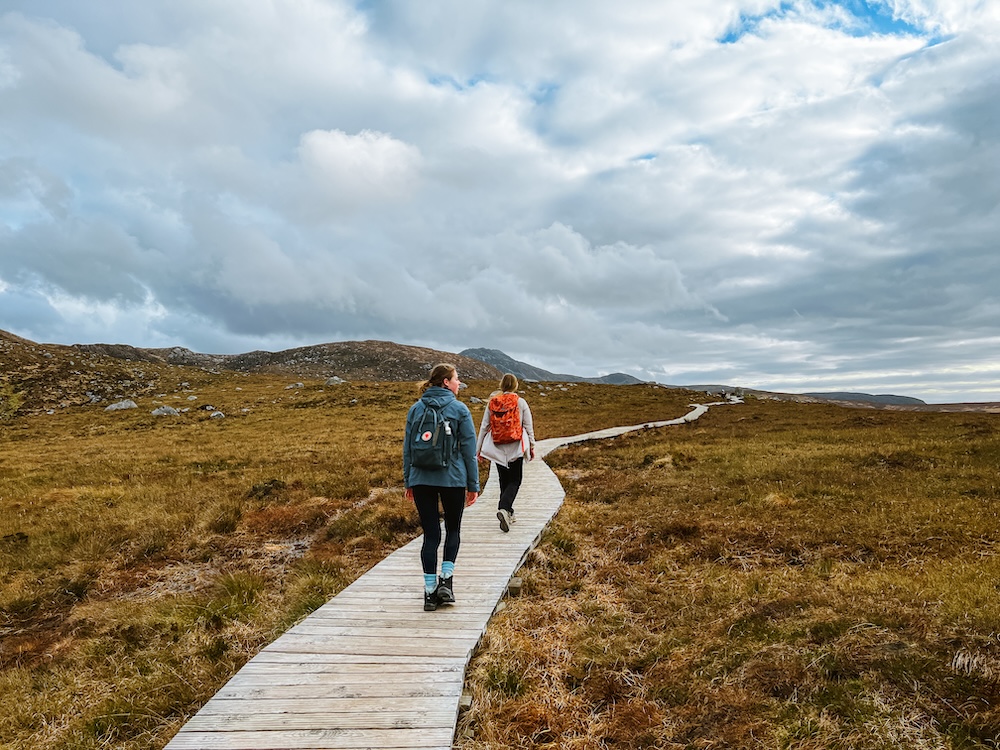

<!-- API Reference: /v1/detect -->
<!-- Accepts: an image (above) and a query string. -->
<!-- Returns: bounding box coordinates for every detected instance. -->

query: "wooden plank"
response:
[283,623,484,638]
[182,709,457,731]
[215,682,464,701]
[231,661,462,673]
[244,651,466,666]
[166,727,455,750]
[224,668,465,689]
[260,635,480,658]
[195,696,453,715]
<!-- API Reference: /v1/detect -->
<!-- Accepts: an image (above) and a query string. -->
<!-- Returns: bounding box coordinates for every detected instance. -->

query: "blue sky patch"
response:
[720,0,924,43]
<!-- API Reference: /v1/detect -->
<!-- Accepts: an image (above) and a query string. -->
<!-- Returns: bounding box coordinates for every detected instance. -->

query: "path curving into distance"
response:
[165,400,737,750]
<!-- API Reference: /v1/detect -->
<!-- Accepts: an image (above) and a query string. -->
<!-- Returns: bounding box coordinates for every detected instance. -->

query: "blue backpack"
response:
[410,403,456,469]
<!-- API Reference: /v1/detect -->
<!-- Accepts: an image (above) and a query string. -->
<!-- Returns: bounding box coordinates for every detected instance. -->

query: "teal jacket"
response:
[403,387,480,492]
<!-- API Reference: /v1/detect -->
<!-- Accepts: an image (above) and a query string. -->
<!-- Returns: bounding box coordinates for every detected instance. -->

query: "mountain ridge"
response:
[4,329,998,416]
[459,347,645,385]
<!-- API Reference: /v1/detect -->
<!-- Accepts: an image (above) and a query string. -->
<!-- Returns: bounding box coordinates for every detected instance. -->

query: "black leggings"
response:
[497,457,524,514]
[412,485,466,574]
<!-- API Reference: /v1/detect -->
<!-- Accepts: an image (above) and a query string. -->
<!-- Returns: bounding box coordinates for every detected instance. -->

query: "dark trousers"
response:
[497,457,524,514]
[412,485,466,574]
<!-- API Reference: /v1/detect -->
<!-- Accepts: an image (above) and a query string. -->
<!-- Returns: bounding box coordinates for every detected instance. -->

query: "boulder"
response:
[151,406,180,416]
[105,400,138,411]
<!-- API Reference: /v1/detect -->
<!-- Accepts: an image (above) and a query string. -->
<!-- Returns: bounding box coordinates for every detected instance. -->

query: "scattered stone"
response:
[285,382,304,389]
[105,400,138,411]
[470,396,483,404]
[198,404,217,411]
[210,411,225,419]
[325,376,346,385]
[187,395,197,400]
[151,406,180,416]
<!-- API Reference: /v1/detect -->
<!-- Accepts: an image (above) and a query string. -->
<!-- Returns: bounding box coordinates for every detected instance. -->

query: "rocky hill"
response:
[0,331,502,417]
[460,347,645,384]
[77,340,501,381]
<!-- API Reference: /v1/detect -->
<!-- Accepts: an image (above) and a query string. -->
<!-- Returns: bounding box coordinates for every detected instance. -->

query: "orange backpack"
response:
[488,392,522,444]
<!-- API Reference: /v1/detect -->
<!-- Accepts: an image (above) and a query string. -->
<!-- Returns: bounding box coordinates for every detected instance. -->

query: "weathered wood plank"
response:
[195,696,453,715]
[182,709,457,731]
[166,727,455,750]
[215,682,464,701]
[223,669,463,697]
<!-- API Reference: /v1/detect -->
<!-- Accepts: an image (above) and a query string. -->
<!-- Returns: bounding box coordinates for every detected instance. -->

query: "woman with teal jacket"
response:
[403,363,480,611]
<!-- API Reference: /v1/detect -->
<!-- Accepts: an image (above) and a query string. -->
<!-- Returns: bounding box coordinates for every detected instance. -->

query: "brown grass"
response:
[0,366,693,749]
[457,400,1000,749]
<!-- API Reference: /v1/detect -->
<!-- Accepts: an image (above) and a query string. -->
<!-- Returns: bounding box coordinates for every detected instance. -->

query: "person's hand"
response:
[477,453,486,463]
[405,487,414,502]
[465,491,478,507]
[530,447,536,460]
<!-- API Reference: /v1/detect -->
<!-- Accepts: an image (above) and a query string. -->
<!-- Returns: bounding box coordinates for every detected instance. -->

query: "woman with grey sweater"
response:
[476,373,535,532]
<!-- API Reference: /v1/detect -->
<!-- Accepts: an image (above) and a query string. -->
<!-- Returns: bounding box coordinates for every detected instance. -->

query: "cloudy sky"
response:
[1,1,998,402]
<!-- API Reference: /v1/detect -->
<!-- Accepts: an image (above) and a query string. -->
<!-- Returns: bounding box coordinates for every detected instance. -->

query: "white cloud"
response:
[880,0,1000,34]
[1,1,998,402]
[293,129,422,218]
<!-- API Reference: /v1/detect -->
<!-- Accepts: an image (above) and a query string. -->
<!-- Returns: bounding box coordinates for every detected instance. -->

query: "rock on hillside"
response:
[460,347,644,384]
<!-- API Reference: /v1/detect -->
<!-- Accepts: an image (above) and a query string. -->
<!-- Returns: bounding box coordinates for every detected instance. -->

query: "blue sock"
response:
[441,561,454,579]
[424,574,438,593]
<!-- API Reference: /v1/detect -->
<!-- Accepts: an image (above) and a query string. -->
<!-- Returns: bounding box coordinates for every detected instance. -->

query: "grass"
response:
[0,366,693,749]
[8,365,997,749]
[457,400,1000,749]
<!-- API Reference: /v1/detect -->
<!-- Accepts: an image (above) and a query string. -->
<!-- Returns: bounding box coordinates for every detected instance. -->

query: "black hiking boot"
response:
[424,589,438,611]
[436,576,455,604]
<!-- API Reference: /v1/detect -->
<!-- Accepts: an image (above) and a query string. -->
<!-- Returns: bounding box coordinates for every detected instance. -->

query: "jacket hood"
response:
[420,386,456,409]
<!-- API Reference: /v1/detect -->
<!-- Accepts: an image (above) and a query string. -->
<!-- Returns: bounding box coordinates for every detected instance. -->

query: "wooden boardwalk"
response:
[165,404,720,750]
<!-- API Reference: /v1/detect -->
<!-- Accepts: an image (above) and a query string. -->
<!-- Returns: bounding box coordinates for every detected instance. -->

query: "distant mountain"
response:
[459,348,645,385]
[802,392,926,406]
[679,384,929,407]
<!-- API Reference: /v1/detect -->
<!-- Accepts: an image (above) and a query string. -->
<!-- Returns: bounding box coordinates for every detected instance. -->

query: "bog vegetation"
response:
[2,361,998,749]
[458,400,1000,749]
[0,368,693,749]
